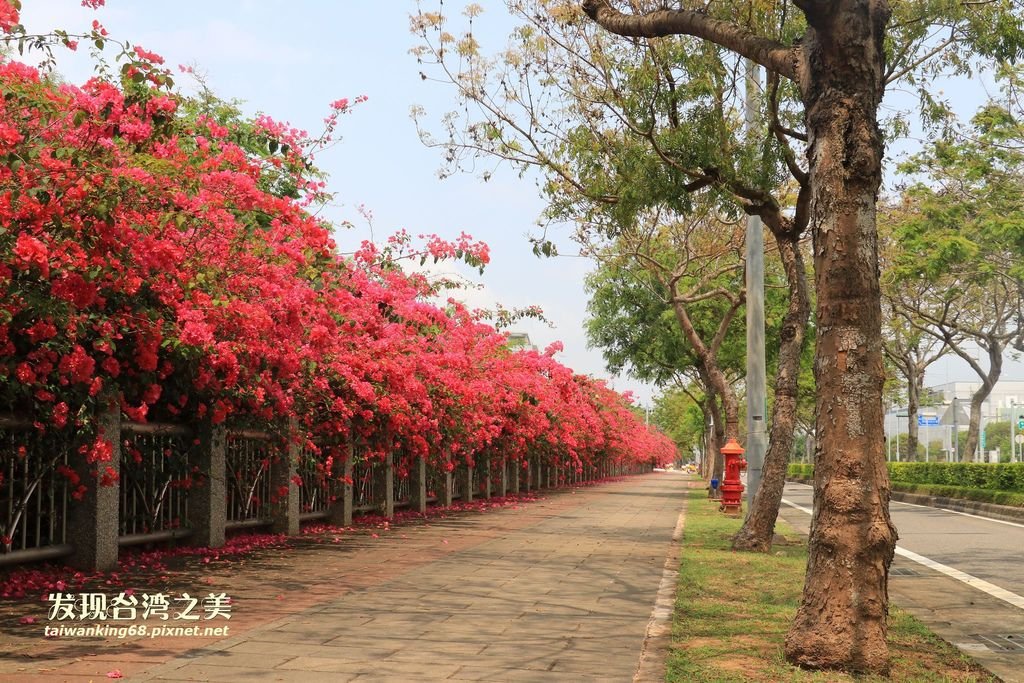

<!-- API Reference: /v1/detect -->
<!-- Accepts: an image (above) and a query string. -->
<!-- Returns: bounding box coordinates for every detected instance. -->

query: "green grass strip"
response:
[666,489,997,682]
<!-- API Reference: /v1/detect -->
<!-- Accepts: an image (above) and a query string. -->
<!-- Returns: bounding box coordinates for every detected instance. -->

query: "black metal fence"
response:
[1,411,648,570]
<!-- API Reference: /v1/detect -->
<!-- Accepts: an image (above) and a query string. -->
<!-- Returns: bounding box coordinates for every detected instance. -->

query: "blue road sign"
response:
[918,416,940,426]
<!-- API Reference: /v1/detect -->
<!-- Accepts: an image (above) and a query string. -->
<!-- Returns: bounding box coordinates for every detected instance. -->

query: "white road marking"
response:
[780,498,1024,612]
[781,497,812,515]
[893,546,1024,610]
[892,499,1024,529]
[787,480,1024,529]
[954,642,991,653]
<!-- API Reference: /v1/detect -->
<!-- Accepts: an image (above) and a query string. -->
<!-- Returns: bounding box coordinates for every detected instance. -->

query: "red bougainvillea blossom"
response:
[0,23,675,494]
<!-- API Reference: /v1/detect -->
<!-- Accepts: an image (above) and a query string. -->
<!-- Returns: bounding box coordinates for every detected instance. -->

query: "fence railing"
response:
[118,422,194,545]
[224,430,274,529]
[0,416,70,561]
[298,449,333,521]
[1,409,650,570]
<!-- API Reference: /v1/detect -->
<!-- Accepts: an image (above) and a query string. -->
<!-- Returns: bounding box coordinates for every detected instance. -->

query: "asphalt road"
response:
[778,482,1024,682]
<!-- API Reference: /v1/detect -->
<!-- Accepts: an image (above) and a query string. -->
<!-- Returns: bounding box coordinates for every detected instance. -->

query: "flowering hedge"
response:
[0,22,675,494]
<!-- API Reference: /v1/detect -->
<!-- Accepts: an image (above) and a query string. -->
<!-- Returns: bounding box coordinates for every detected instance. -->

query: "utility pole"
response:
[952,396,959,462]
[744,58,767,507]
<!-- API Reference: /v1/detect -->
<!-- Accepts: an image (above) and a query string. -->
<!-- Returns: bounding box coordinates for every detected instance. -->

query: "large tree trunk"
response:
[700,373,726,485]
[732,234,810,552]
[581,0,896,673]
[905,366,920,460]
[698,402,710,475]
[672,301,739,487]
[784,1,896,673]
[963,340,1002,461]
[702,406,713,478]
[670,300,741,442]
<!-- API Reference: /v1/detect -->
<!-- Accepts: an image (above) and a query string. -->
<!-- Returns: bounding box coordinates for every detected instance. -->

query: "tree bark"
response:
[732,234,809,552]
[583,0,896,672]
[695,355,728,486]
[671,301,737,483]
[784,1,896,673]
[582,0,799,79]
[905,367,921,460]
[963,339,1002,460]
[669,298,741,441]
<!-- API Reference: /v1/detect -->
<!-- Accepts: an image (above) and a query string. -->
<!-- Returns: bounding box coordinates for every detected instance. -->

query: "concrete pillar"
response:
[483,455,492,499]
[328,435,354,526]
[384,451,394,519]
[190,421,226,549]
[68,397,121,571]
[412,455,427,514]
[269,433,300,535]
[443,469,453,506]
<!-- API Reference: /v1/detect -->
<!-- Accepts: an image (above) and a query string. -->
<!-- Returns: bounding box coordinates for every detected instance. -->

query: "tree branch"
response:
[581,0,801,82]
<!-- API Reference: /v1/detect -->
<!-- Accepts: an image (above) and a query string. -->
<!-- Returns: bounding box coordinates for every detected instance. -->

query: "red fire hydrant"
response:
[719,438,747,515]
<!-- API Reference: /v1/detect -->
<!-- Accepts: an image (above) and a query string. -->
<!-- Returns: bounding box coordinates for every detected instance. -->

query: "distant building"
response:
[929,381,1024,419]
[884,380,1024,461]
[506,332,538,352]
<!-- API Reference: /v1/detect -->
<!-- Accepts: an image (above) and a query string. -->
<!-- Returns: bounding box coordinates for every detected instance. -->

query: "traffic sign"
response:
[1015,435,1024,445]
[918,415,940,426]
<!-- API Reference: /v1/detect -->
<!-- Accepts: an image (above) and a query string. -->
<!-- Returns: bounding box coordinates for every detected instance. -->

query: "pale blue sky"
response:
[19,1,1017,407]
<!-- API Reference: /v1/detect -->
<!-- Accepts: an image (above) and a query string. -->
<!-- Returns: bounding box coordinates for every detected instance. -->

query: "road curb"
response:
[787,478,1024,524]
[890,490,1024,524]
[633,477,697,683]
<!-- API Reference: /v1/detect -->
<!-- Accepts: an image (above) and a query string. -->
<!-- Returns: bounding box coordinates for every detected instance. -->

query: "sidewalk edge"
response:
[633,477,694,682]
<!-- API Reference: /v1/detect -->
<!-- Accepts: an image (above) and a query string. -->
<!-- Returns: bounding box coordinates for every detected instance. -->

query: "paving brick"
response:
[12,474,690,682]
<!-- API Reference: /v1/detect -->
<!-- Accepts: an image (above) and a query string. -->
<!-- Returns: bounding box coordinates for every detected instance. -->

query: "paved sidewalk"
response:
[2,473,690,682]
